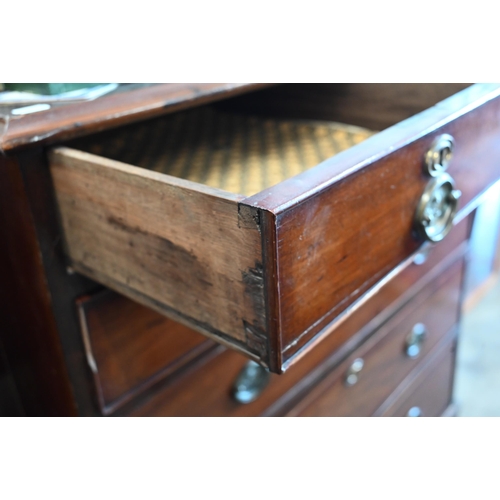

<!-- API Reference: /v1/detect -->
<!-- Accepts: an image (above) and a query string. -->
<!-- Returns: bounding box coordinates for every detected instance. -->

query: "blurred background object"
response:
[3,83,104,94]
[455,180,500,416]
[455,277,500,416]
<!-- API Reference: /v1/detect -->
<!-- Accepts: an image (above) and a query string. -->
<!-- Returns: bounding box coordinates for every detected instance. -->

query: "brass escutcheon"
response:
[425,134,455,176]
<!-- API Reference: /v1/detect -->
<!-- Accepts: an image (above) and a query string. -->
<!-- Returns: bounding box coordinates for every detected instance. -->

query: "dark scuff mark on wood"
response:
[107,215,214,289]
[242,261,266,327]
[238,204,261,232]
[242,261,268,362]
[239,206,268,362]
[107,215,149,235]
[243,320,268,361]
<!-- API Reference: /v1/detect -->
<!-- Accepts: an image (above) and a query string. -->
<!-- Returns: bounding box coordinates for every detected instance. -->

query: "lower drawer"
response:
[286,258,463,417]
[374,337,455,417]
[77,290,214,415]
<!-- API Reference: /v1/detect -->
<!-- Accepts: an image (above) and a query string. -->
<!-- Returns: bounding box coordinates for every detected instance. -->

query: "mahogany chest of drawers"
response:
[1,83,499,416]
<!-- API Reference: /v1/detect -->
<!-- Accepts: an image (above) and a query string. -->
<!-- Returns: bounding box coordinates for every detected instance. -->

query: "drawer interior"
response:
[68,84,470,198]
[69,105,374,197]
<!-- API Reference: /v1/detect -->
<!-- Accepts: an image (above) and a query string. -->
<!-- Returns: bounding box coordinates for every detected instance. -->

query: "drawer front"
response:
[128,349,259,416]
[375,338,455,417]
[262,86,500,367]
[77,289,214,414]
[49,84,500,373]
[286,258,463,417]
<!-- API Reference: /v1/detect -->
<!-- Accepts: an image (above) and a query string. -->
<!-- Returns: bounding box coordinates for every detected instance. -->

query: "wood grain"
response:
[217,83,471,131]
[0,83,273,152]
[287,259,463,417]
[274,145,426,359]
[0,154,76,416]
[374,336,455,417]
[49,148,267,364]
[77,289,216,415]
[276,215,470,372]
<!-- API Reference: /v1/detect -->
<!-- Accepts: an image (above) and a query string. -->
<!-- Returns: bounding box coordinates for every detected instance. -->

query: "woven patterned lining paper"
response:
[82,107,375,197]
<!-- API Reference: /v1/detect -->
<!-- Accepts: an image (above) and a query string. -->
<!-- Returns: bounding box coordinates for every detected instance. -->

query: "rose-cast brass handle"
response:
[414,172,462,243]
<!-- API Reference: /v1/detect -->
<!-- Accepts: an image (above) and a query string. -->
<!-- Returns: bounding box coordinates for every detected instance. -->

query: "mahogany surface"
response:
[0,83,272,152]
[0,154,76,416]
[217,83,472,131]
[288,259,463,417]
[374,337,455,417]
[77,290,215,415]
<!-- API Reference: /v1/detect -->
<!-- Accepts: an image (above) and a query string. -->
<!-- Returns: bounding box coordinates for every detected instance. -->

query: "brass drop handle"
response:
[414,173,461,243]
[405,323,427,358]
[415,134,461,243]
[345,358,364,387]
[232,360,270,404]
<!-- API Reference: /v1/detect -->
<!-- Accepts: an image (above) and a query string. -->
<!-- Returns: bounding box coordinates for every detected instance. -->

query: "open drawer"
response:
[48,83,500,373]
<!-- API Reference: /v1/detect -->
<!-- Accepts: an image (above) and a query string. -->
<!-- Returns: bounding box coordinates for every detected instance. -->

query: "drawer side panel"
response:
[49,148,268,364]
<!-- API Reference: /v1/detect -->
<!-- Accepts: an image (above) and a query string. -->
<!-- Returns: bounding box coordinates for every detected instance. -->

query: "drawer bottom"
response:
[71,107,375,197]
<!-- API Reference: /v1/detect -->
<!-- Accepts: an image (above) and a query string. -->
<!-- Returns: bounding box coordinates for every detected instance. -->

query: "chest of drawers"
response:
[1,83,498,416]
